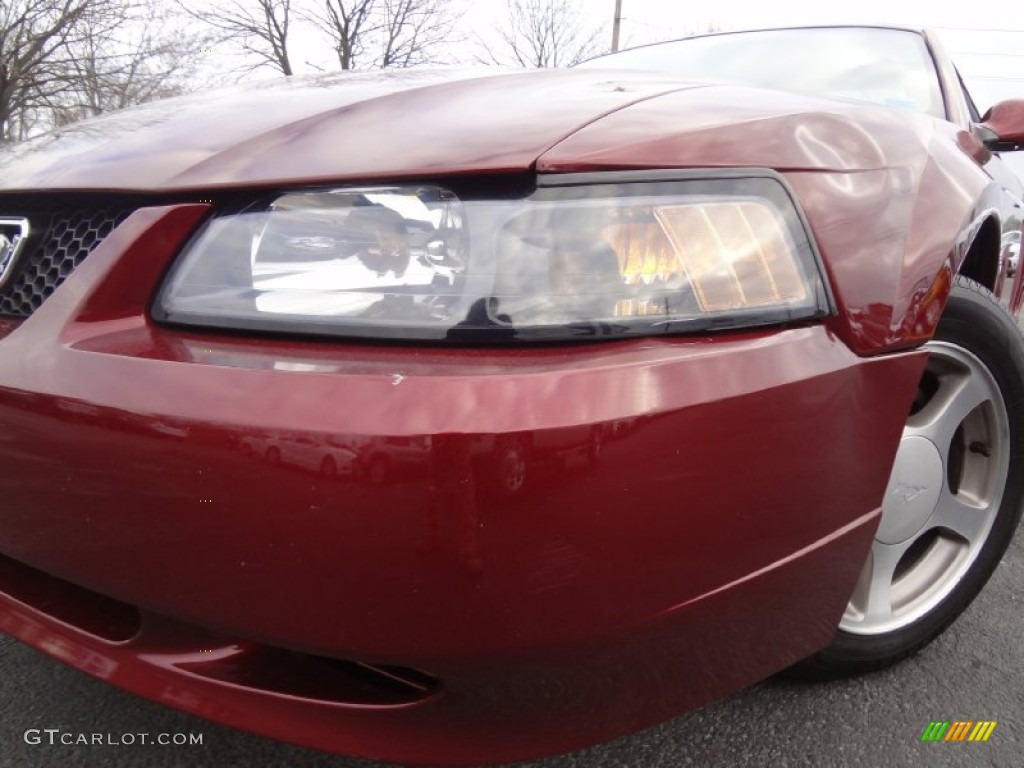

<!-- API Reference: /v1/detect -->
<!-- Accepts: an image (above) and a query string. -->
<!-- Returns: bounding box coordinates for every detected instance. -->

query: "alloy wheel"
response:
[840,341,1009,635]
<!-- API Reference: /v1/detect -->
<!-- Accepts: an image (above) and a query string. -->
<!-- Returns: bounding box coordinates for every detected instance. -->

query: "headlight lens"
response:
[155,175,829,341]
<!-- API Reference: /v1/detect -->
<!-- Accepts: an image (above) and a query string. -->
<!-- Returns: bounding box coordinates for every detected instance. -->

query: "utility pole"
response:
[612,0,622,52]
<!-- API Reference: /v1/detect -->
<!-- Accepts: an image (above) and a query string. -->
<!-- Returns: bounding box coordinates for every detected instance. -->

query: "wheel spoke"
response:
[852,539,913,627]
[929,488,993,545]
[906,366,990,464]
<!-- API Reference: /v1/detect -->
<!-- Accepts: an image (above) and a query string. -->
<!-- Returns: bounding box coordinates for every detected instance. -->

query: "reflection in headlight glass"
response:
[158,179,827,341]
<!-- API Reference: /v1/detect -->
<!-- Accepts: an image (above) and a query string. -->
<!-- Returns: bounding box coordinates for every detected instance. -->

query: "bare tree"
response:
[178,0,294,76]
[50,11,203,127]
[314,0,376,70]
[481,0,606,68]
[377,0,459,68]
[0,0,105,141]
[0,0,204,141]
[309,0,459,71]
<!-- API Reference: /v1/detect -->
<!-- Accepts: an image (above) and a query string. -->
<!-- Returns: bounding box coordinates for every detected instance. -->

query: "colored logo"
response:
[921,721,997,742]
[0,217,30,289]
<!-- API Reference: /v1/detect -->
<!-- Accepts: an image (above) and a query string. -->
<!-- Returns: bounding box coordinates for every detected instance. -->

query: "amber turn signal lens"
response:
[601,201,806,317]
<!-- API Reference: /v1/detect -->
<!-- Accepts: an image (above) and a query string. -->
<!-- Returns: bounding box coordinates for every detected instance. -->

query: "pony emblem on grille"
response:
[0,218,30,291]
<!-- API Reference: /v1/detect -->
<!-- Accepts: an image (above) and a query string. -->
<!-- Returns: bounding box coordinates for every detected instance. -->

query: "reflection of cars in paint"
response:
[240,434,358,477]
[353,435,431,483]
[350,428,601,493]
[1,23,1024,768]
[490,425,604,494]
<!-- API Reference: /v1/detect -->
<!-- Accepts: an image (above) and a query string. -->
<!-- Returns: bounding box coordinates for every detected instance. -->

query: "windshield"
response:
[583,27,945,118]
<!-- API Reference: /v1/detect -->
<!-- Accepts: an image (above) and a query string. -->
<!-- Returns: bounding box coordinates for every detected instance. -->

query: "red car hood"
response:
[0,67,940,193]
[0,69,698,192]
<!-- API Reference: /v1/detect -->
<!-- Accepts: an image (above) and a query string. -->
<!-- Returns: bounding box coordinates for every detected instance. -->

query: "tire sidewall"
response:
[821,278,1024,669]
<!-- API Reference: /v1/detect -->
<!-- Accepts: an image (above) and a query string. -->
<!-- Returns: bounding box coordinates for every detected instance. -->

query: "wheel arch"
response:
[898,178,1014,351]
[956,212,1002,293]
[791,125,1019,355]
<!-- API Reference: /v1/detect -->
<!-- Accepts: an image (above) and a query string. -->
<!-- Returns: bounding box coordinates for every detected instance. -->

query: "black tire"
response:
[790,276,1024,679]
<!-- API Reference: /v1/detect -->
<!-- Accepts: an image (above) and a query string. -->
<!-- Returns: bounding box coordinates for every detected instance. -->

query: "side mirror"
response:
[976,99,1024,151]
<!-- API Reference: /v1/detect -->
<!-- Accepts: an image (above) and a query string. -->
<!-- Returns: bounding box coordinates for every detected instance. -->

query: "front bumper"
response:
[0,205,926,764]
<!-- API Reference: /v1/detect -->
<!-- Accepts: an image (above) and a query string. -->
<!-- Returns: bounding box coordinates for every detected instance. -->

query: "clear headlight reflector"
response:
[155,175,828,341]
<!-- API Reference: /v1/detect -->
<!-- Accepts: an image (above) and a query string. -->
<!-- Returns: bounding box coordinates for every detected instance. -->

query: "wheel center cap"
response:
[876,435,943,545]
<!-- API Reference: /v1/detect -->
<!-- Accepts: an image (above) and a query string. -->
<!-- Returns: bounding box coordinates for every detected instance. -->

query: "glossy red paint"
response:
[0,205,927,763]
[0,511,877,764]
[0,317,20,341]
[537,85,920,174]
[0,70,698,193]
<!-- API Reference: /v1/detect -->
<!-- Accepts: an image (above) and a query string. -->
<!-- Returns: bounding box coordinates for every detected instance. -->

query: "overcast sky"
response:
[580,0,1020,36]
[215,0,1024,113]
[461,0,1024,109]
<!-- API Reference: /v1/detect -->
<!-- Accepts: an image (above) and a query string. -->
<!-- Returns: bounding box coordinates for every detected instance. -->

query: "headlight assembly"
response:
[154,172,830,342]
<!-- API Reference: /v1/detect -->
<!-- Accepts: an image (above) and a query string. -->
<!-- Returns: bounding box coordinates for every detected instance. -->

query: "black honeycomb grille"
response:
[0,199,137,317]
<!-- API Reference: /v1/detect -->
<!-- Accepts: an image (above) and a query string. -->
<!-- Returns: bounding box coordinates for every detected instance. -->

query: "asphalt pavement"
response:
[0,525,1019,768]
